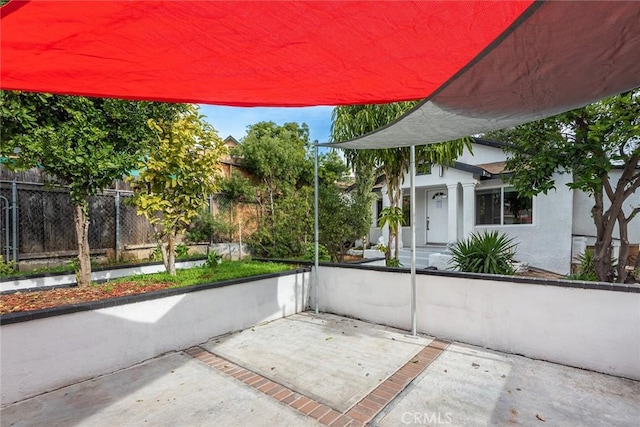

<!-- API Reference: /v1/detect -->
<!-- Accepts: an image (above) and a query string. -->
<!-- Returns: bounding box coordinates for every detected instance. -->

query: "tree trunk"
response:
[73,203,92,287]
[592,186,616,282]
[165,235,176,275]
[616,210,630,283]
[393,186,402,261]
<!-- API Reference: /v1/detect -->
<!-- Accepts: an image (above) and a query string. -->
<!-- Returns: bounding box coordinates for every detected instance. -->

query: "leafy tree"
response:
[331,103,471,265]
[378,206,405,246]
[485,89,639,282]
[235,122,314,258]
[317,150,369,261]
[0,91,183,286]
[127,105,226,275]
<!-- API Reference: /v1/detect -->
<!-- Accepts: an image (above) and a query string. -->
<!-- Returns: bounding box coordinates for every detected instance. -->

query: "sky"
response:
[199,105,334,143]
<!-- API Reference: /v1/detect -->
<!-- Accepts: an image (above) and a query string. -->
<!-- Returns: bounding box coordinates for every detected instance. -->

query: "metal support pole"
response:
[314,143,320,315]
[410,145,417,337]
[11,181,18,262]
[209,194,214,248]
[115,190,121,263]
[0,196,9,261]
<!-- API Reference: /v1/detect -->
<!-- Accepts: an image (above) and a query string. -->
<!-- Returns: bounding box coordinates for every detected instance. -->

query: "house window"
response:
[475,187,532,225]
[402,195,411,226]
[416,163,432,175]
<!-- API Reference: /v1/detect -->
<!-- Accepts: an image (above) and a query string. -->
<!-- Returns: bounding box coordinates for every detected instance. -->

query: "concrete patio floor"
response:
[1,312,638,426]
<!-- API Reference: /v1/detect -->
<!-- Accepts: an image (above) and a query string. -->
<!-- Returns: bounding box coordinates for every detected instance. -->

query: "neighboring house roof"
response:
[224,135,239,147]
[450,162,493,178]
[472,138,507,149]
[222,135,242,166]
[474,161,508,175]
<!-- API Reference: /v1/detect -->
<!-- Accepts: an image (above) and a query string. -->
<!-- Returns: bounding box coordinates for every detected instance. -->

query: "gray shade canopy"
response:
[328,1,640,149]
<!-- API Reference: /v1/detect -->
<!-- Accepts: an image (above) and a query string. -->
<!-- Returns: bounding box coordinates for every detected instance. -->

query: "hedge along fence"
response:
[0,268,311,405]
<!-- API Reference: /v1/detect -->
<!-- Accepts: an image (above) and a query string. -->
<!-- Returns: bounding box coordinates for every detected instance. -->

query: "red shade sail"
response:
[1,1,534,106]
[1,1,639,146]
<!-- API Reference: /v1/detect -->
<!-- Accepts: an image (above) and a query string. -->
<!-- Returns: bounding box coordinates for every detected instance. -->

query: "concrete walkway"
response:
[1,312,638,426]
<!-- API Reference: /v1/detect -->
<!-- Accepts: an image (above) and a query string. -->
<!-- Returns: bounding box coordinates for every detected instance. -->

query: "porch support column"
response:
[446,183,458,243]
[461,181,477,239]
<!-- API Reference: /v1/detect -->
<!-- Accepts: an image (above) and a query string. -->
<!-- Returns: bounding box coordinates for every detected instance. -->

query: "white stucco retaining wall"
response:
[317,265,640,380]
[0,270,310,405]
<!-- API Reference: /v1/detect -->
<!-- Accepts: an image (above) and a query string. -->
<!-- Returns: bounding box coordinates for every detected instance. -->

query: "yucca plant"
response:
[449,231,517,275]
[568,249,598,281]
[568,249,616,282]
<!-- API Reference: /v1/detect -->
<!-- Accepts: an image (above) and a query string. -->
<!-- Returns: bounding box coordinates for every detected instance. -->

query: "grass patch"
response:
[109,261,294,288]
[1,264,75,278]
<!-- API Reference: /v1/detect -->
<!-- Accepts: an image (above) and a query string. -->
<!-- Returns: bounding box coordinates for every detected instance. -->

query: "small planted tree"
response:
[317,150,370,262]
[127,105,226,275]
[0,91,183,286]
[377,206,405,265]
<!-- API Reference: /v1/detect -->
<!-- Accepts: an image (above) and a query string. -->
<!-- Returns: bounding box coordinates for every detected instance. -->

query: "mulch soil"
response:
[0,282,173,315]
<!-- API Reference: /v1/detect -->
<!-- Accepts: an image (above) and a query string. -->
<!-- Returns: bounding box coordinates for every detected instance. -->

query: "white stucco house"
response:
[367,139,640,275]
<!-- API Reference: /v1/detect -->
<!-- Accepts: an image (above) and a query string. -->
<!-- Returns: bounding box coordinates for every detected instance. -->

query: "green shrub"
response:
[386,258,403,268]
[449,231,517,275]
[302,243,330,261]
[0,255,16,276]
[149,246,163,262]
[175,244,190,258]
[204,250,223,268]
[150,244,191,262]
[186,209,234,243]
[571,249,597,281]
[567,249,606,282]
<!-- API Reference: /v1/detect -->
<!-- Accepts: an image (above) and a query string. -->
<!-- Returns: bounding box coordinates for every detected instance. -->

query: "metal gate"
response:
[0,182,18,262]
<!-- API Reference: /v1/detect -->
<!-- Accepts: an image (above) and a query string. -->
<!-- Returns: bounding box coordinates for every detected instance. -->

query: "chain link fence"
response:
[0,178,260,265]
[0,181,167,263]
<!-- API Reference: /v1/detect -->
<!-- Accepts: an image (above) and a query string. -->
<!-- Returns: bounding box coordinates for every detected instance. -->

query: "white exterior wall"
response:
[572,169,640,243]
[456,143,507,165]
[317,266,640,380]
[368,142,635,274]
[400,167,474,247]
[0,271,310,405]
[474,173,574,275]
[369,197,383,245]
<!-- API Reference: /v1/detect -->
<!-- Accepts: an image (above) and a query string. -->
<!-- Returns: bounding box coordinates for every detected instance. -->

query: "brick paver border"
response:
[185,338,449,426]
[345,339,449,424]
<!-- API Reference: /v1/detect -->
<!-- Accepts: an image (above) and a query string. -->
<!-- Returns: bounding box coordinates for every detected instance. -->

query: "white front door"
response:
[426,189,448,243]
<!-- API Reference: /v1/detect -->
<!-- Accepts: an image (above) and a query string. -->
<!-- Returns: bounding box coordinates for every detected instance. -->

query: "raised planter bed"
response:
[0,267,311,405]
[1,258,207,293]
